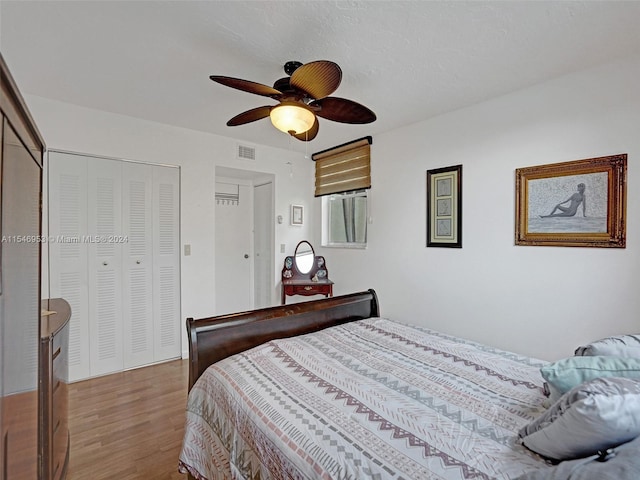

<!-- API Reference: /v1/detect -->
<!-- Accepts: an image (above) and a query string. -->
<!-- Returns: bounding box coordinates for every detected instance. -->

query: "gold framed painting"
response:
[515,154,627,247]
[427,165,462,248]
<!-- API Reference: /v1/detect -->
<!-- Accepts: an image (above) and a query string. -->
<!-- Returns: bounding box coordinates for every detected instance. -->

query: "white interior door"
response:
[253,182,273,308]
[215,181,252,315]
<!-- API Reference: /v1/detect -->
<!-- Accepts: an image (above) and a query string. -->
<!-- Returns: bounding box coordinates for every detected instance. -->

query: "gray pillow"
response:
[514,435,640,479]
[575,334,640,358]
[518,377,640,461]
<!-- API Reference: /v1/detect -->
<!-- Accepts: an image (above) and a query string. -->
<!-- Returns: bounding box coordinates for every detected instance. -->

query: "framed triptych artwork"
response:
[426,165,462,248]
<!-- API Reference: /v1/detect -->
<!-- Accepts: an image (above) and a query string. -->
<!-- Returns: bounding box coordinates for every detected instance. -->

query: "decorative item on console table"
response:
[281,240,333,304]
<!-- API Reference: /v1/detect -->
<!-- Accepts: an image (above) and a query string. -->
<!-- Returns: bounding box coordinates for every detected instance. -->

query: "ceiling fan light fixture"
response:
[270,102,315,135]
[212,60,373,142]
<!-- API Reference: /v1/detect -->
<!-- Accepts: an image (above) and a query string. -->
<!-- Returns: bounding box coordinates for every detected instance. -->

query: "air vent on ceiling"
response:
[237,143,256,161]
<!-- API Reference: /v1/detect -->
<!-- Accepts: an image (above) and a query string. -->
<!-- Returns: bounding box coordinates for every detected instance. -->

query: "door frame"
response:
[253,179,274,309]
[214,167,275,310]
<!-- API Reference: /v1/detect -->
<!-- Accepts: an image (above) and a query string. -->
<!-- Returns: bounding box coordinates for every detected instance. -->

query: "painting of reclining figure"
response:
[528,173,608,233]
[515,154,626,248]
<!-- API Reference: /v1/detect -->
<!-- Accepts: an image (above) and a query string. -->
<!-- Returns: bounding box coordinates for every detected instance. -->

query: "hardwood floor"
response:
[67,359,189,479]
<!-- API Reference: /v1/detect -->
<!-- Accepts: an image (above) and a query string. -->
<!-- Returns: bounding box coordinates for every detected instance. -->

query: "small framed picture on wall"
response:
[291,204,304,226]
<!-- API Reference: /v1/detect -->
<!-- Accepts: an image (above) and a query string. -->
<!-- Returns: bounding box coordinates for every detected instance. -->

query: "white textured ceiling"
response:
[1,1,640,154]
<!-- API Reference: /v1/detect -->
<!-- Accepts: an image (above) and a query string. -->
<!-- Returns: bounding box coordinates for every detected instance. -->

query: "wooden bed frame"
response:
[186,289,379,390]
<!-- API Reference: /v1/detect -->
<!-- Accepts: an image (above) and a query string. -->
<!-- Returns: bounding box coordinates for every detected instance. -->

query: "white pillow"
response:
[518,376,640,461]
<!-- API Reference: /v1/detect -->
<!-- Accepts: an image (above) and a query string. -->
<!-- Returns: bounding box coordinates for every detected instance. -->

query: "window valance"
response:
[312,136,372,197]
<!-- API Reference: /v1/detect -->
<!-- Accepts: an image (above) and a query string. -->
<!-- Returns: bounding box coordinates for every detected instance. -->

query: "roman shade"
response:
[312,136,372,197]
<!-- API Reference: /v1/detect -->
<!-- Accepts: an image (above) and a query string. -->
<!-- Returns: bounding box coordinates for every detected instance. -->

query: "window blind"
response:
[312,136,372,197]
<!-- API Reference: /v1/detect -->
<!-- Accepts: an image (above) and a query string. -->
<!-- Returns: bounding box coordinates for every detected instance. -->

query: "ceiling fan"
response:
[210,60,376,141]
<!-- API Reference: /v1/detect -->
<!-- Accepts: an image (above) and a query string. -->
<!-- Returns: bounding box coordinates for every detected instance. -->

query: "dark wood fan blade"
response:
[227,106,272,126]
[311,97,376,124]
[290,61,342,99]
[210,76,282,98]
[293,117,319,142]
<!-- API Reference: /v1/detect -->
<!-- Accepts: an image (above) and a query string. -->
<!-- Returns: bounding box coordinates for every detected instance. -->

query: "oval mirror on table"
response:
[281,241,333,304]
[294,240,315,274]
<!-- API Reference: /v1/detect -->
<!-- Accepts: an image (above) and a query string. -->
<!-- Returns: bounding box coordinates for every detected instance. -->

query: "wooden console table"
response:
[281,241,333,304]
[281,279,334,304]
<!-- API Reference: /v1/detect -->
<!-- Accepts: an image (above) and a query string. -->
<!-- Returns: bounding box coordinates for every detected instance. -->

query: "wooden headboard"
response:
[186,289,379,389]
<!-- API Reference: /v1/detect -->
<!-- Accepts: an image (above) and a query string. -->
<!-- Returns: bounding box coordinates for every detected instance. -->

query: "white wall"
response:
[316,55,640,362]
[28,54,640,363]
[27,96,316,357]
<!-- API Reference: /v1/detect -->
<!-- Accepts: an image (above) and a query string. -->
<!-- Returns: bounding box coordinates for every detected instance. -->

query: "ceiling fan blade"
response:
[210,75,282,98]
[293,117,319,142]
[290,60,342,99]
[311,97,377,124]
[227,106,272,126]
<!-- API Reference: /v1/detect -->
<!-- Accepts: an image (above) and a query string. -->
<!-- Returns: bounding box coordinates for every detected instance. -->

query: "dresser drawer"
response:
[52,379,68,423]
[50,379,68,480]
[52,349,65,380]
[289,284,331,296]
[51,430,69,480]
[52,326,65,355]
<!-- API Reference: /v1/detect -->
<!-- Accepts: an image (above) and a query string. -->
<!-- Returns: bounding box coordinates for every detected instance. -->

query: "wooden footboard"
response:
[186,289,379,389]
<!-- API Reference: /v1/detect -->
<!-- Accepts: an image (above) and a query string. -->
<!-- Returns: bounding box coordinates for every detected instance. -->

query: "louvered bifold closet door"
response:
[48,152,90,381]
[49,153,180,381]
[87,158,124,377]
[152,166,181,361]
[122,162,154,368]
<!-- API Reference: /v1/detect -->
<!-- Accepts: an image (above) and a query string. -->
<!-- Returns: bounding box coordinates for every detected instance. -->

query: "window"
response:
[322,190,368,248]
[314,137,372,249]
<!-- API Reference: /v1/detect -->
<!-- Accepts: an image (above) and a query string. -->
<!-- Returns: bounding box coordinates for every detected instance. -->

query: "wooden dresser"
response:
[40,298,71,480]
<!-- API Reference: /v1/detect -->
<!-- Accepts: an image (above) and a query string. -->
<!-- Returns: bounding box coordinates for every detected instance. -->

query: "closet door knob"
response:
[102,261,108,266]
[136,260,141,264]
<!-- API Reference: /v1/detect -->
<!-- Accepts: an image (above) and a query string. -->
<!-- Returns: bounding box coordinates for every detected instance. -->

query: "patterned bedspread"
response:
[179,318,552,479]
